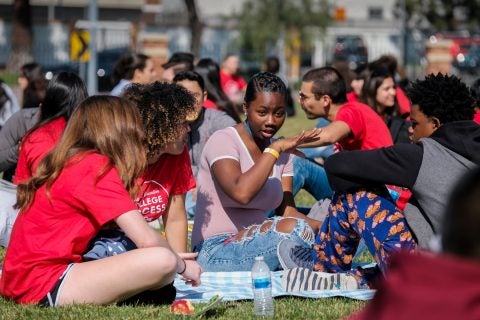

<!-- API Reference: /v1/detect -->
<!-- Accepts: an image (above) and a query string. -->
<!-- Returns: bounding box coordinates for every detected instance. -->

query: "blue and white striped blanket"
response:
[174,270,376,303]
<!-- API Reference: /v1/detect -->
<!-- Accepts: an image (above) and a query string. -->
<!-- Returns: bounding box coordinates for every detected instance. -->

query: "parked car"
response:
[453,44,480,75]
[44,47,128,93]
[331,35,368,69]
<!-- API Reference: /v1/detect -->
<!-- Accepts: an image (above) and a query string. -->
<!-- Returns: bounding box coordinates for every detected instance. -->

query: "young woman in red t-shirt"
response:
[0,96,202,306]
[14,72,88,183]
[121,82,198,254]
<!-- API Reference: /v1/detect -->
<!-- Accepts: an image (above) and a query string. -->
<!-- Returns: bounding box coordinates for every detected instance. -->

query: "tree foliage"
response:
[236,0,330,60]
[397,0,480,31]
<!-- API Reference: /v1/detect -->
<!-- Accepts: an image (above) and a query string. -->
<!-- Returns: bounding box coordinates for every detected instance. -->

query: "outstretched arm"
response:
[325,143,424,191]
[211,130,321,205]
[298,121,351,148]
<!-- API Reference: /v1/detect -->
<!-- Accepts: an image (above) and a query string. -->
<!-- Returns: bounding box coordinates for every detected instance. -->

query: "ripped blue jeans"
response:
[194,217,314,272]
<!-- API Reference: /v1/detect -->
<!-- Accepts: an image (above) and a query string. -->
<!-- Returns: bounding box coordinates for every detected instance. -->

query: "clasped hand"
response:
[178,252,203,287]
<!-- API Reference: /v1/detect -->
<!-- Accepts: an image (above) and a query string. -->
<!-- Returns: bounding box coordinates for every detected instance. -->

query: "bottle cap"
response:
[255,256,264,261]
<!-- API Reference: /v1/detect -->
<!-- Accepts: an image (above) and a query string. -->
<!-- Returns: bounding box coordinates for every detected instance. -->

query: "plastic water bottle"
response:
[251,256,274,317]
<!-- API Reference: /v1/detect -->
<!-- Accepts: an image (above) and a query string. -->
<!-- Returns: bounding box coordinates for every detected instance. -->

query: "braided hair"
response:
[244,72,287,106]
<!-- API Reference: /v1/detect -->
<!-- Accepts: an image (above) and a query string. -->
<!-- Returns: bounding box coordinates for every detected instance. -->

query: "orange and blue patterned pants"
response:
[312,190,416,286]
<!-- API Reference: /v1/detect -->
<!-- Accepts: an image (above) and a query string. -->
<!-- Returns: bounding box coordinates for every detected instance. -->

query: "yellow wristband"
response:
[263,147,280,160]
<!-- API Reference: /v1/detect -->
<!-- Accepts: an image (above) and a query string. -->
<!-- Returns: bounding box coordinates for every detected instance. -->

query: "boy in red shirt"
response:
[298,67,393,151]
[292,67,395,210]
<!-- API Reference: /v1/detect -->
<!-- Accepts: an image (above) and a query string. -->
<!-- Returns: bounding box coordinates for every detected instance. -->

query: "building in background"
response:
[0,0,431,86]
[314,0,404,67]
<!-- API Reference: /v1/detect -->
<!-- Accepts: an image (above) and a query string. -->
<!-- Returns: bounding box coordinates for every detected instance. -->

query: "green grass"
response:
[280,107,320,207]
[0,110,369,319]
[0,295,365,319]
[0,71,19,86]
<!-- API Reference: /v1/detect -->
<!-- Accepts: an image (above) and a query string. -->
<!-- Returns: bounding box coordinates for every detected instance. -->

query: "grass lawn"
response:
[0,109,369,319]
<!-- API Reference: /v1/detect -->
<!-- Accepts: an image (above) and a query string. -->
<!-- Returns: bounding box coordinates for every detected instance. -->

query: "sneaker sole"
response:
[282,267,359,292]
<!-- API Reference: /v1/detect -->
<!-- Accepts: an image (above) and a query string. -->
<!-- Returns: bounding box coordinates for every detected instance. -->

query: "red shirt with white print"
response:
[135,146,196,222]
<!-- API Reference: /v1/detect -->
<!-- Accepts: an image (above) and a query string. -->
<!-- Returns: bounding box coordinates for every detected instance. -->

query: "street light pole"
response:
[402,0,408,67]
[87,0,98,94]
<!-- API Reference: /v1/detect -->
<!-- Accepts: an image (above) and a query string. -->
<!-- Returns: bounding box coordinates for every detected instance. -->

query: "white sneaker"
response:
[282,267,359,292]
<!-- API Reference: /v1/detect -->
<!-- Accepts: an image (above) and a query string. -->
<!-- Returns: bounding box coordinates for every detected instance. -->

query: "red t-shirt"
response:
[0,153,136,304]
[14,117,67,184]
[346,91,359,102]
[474,110,480,125]
[335,101,393,151]
[135,146,195,222]
[203,99,217,109]
[220,70,246,101]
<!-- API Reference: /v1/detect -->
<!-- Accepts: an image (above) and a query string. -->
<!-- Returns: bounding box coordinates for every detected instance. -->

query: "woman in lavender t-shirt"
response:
[192,72,322,271]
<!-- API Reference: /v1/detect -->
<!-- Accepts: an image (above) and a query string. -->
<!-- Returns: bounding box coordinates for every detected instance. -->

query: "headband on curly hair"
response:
[122,81,196,157]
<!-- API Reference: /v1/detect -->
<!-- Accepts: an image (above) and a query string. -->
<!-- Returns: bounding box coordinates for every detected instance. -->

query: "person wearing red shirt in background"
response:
[195,58,241,123]
[220,54,247,106]
[14,72,88,184]
[361,67,411,144]
[298,67,393,151]
[291,67,394,211]
[369,55,411,117]
[470,78,480,125]
[347,64,367,103]
[0,96,202,306]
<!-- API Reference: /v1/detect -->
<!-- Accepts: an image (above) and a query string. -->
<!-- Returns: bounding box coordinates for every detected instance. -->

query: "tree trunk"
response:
[7,0,33,73]
[185,0,203,57]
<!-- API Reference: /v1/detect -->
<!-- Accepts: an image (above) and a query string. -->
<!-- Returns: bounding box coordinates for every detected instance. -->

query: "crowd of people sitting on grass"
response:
[0,50,479,314]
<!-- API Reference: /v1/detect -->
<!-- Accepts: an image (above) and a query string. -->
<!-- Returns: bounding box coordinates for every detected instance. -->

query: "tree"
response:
[185,0,203,57]
[7,0,33,72]
[397,0,480,31]
[236,0,330,62]
[234,0,330,79]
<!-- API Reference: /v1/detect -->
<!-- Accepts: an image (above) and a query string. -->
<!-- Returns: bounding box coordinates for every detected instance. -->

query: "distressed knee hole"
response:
[276,217,299,233]
[247,225,259,237]
[259,221,273,233]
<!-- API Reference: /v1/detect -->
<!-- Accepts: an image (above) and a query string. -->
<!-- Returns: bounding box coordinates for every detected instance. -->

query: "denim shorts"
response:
[194,217,314,272]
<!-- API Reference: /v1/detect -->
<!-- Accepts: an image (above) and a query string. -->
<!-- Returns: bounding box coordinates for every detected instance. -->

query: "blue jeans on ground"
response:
[298,145,334,160]
[293,156,333,201]
[185,190,196,218]
[194,217,315,272]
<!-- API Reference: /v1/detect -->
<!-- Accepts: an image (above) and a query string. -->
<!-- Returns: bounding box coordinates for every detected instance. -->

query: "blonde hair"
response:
[16,95,147,210]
